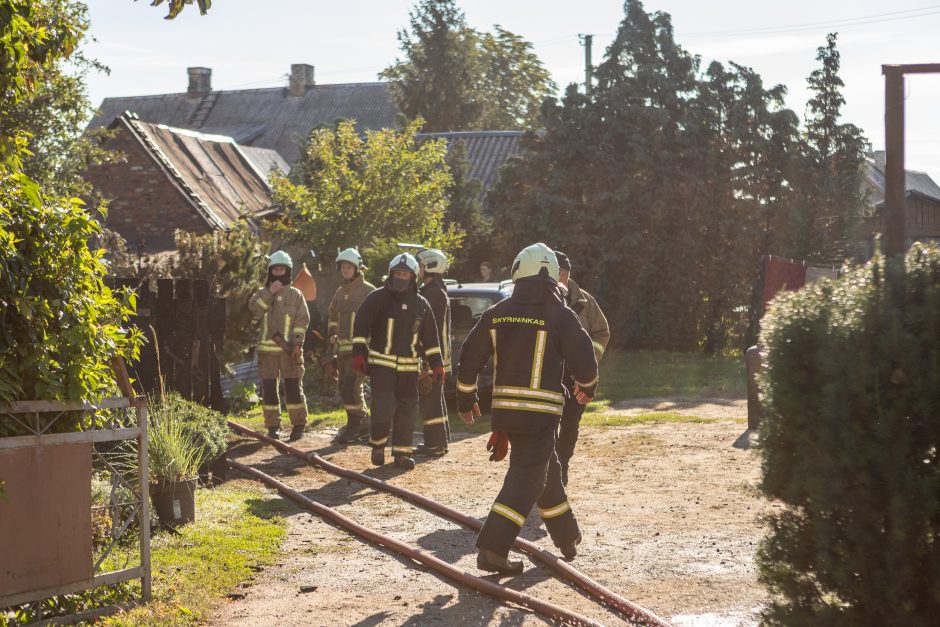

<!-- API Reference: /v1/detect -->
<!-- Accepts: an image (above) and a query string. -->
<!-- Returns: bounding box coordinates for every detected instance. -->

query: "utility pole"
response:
[578,34,593,96]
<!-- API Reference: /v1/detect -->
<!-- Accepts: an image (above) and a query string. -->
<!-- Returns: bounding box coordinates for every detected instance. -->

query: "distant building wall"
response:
[86,124,211,251]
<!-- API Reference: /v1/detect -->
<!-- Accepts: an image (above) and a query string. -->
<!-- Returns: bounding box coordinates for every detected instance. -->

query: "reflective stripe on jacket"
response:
[328,275,375,355]
[351,286,443,373]
[248,284,310,353]
[456,279,598,433]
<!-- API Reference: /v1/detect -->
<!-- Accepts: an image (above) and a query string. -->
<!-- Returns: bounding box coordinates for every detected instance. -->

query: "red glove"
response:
[486,431,509,462]
[351,355,368,375]
[432,365,446,385]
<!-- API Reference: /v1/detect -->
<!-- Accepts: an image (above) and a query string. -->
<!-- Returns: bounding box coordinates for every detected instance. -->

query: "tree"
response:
[795,33,867,262]
[0,0,116,198]
[1,0,141,407]
[144,0,210,19]
[381,0,555,131]
[271,118,463,283]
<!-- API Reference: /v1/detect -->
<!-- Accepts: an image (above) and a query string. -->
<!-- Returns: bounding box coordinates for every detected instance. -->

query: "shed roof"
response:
[865,160,940,206]
[115,114,278,230]
[91,82,398,166]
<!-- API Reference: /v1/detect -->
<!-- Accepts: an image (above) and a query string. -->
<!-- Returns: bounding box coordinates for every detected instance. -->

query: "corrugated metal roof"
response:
[865,160,940,206]
[90,82,398,165]
[419,131,523,195]
[241,146,291,178]
[120,115,277,229]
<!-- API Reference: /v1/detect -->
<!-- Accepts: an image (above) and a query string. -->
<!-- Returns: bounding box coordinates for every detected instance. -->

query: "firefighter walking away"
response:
[415,248,452,456]
[456,243,598,574]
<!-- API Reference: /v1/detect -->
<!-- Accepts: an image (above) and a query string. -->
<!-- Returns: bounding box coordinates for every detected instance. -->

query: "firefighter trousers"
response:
[337,354,368,431]
[476,423,579,556]
[556,395,587,473]
[258,351,307,428]
[368,366,418,458]
[418,376,448,450]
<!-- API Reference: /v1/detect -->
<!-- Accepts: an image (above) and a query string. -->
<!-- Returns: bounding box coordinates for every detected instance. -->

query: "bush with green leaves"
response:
[147,402,206,484]
[149,392,228,465]
[757,244,940,625]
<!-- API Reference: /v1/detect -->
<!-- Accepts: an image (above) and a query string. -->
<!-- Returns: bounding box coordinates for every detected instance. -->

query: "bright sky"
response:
[84,0,940,177]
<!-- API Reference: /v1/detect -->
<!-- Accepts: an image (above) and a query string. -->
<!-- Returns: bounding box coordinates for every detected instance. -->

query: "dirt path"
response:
[215,402,768,626]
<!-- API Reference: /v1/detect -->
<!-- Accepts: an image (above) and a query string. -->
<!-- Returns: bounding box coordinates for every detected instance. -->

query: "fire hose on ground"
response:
[228,421,671,627]
[227,459,602,627]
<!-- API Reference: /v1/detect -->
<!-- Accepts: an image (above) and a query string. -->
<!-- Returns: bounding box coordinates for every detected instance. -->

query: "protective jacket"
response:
[352,286,444,372]
[328,275,376,356]
[419,277,452,370]
[456,279,598,433]
[248,284,310,355]
[565,279,610,364]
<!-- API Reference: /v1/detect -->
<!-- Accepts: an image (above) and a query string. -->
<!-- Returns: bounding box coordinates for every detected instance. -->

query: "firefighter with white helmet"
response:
[455,243,598,573]
[328,248,376,443]
[351,253,444,469]
[415,248,452,456]
[248,250,311,441]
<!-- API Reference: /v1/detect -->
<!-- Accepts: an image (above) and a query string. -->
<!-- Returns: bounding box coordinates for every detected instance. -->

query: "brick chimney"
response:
[187,67,212,99]
[874,150,886,172]
[289,64,315,97]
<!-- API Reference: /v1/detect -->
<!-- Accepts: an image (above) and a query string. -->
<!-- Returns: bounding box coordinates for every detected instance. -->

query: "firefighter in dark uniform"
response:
[553,251,610,485]
[328,247,376,443]
[415,248,451,456]
[351,253,445,470]
[456,243,598,573]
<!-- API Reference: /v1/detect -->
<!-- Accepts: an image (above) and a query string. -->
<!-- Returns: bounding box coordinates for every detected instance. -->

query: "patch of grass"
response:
[587,350,745,412]
[105,482,286,626]
[582,411,716,428]
[235,401,346,434]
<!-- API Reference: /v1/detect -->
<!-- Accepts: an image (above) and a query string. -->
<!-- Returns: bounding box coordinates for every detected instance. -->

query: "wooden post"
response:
[191,280,210,405]
[155,279,175,392]
[174,280,194,400]
[884,66,906,258]
[208,297,228,412]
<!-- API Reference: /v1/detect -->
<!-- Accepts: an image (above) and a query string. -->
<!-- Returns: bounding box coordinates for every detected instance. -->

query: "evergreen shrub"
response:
[758,244,940,624]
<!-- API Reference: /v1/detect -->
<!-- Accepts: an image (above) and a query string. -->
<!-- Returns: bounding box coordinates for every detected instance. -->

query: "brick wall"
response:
[85,123,212,251]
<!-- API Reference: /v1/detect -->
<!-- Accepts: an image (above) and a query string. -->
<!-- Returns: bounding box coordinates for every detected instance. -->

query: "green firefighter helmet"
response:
[267,250,293,269]
[511,243,559,284]
[335,247,363,270]
[415,248,448,274]
[388,252,419,276]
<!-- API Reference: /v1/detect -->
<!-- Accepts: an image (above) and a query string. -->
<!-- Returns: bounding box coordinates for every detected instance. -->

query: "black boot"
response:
[414,444,447,457]
[560,533,582,560]
[371,447,385,466]
[394,455,416,470]
[333,424,358,443]
[477,549,524,575]
[267,426,280,439]
[288,425,305,442]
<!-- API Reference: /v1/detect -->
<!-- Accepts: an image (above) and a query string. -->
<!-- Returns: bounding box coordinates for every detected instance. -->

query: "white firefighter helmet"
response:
[511,243,559,284]
[388,252,419,276]
[335,247,363,269]
[267,250,293,269]
[416,248,448,274]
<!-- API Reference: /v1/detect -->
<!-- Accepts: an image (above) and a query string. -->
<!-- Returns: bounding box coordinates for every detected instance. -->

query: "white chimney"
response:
[289,64,315,97]
[187,67,212,99]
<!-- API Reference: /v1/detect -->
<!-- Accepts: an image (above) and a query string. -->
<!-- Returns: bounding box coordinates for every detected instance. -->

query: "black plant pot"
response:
[150,479,197,527]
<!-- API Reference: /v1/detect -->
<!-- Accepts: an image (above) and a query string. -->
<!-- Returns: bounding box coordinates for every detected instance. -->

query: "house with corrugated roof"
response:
[87,65,525,249]
[85,112,290,250]
[863,150,940,246]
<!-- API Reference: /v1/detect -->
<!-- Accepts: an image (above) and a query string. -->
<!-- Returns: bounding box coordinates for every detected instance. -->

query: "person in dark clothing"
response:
[351,253,445,470]
[415,248,452,456]
[553,251,610,485]
[456,243,598,574]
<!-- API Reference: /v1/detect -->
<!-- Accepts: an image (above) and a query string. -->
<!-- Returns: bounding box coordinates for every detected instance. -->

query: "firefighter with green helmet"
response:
[248,250,310,441]
[351,253,444,470]
[456,243,598,573]
[328,247,376,443]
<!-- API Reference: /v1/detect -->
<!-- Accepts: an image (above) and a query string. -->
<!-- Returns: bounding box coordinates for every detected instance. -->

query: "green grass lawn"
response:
[104,482,287,627]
